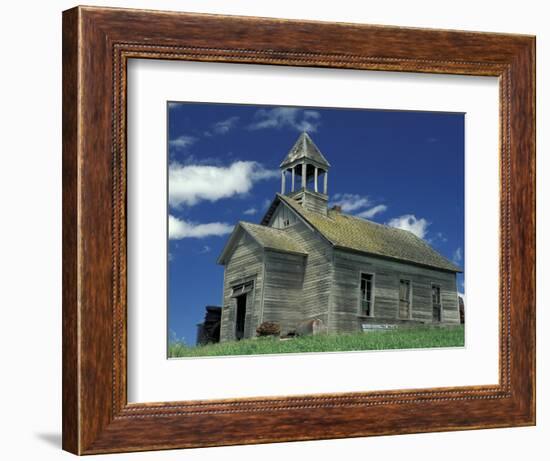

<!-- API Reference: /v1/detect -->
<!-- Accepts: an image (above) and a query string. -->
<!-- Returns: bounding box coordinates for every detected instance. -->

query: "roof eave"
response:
[280,158,331,170]
[216,224,243,265]
[264,247,308,258]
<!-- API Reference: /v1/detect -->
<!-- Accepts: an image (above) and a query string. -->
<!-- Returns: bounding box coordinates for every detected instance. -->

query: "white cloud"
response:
[248,107,321,132]
[168,215,233,240]
[330,193,372,213]
[209,116,239,135]
[169,135,196,150]
[434,232,448,243]
[452,247,462,265]
[387,214,430,239]
[356,204,388,219]
[169,160,278,207]
[199,245,212,254]
[243,207,258,215]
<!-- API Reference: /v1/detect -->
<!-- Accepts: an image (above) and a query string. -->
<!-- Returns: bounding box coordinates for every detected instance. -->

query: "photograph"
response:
[167,102,465,358]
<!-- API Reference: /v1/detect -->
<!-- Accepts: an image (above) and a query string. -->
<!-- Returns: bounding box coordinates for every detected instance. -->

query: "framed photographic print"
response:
[62,6,535,455]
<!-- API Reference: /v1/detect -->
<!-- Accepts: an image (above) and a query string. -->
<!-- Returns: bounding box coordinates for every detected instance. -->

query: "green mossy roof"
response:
[239,222,307,256]
[276,194,461,272]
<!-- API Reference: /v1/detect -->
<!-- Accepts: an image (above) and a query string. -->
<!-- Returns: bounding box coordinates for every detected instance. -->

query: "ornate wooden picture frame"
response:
[62,6,535,455]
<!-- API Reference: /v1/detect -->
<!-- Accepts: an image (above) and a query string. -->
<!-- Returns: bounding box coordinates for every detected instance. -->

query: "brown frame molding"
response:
[62,5,535,455]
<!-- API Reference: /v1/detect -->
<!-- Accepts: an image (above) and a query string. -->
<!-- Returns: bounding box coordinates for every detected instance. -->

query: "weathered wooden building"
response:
[217,132,462,342]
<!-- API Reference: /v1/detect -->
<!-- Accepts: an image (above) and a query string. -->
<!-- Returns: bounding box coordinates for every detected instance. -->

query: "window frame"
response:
[358,271,375,317]
[431,283,442,322]
[398,278,413,320]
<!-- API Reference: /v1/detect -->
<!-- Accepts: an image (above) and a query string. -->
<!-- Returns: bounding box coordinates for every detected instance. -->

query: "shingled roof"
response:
[240,222,307,255]
[217,221,307,264]
[271,194,461,272]
[280,132,331,169]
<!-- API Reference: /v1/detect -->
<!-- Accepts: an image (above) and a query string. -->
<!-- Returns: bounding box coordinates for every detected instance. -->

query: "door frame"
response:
[234,293,247,340]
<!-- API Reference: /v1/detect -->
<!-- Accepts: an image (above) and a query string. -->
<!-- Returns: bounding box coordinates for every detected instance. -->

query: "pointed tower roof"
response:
[279,132,331,169]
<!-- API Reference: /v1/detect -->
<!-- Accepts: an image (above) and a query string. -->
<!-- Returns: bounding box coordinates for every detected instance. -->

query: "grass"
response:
[168,325,465,358]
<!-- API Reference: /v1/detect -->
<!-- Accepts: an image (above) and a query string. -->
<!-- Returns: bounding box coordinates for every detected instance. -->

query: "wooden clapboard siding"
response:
[302,191,329,215]
[262,250,305,334]
[441,288,461,322]
[220,233,264,342]
[331,249,460,332]
[269,204,299,229]
[282,220,334,325]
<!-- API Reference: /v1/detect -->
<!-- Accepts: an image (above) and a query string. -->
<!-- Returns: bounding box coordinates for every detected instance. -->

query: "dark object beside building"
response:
[256,321,281,337]
[196,306,222,345]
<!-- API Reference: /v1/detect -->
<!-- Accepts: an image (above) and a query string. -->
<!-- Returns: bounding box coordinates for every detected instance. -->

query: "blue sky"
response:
[167,102,464,346]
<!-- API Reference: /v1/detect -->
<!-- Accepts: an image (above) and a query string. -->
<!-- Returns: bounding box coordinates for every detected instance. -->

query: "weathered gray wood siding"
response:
[302,192,328,215]
[220,233,264,342]
[331,249,460,333]
[269,204,299,229]
[261,251,305,334]
[280,220,333,328]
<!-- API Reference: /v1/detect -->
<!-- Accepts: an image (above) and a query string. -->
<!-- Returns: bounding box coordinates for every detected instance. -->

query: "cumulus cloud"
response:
[207,116,239,135]
[169,160,278,207]
[387,214,430,239]
[356,204,388,219]
[452,247,462,265]
[330,193,372,213]
[168,215,233,240]
[169,135,196,151]
[248,107,321,132]
[243,207,258,215]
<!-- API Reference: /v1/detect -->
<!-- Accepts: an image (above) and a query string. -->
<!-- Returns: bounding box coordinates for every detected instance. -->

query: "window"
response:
[431,284,442,322]
[399,279,412,318]
[360,273,374,317]
[431,285,441,305]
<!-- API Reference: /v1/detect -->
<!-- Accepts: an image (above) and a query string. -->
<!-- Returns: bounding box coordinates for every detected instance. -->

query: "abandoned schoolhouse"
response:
[217,132,462,342]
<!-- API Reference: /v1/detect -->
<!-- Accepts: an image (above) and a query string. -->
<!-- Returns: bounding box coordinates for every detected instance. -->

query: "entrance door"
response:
[432,284,442,322]
[235,294,247,340]
[399,279,411,319]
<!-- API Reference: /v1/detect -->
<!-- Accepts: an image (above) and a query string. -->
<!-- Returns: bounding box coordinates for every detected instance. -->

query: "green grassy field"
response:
[168,325,465,358]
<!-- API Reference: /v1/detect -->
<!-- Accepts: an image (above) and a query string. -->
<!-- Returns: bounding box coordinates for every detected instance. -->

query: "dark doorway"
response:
[432,284,442,322]
[235,295,247,340]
